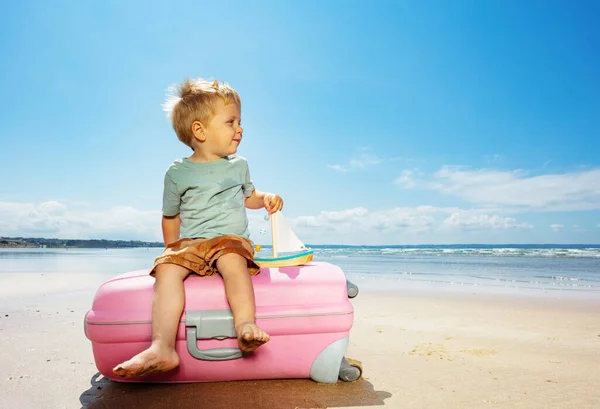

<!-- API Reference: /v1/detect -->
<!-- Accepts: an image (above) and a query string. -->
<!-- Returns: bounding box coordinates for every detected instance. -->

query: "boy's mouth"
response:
[233,138,241,144]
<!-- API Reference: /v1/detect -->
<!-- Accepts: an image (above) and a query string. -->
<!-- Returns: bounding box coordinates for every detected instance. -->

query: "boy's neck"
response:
[187,151,225,163]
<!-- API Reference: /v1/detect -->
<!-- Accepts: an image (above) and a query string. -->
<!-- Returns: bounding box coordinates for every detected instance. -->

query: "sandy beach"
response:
[1,273,599,409]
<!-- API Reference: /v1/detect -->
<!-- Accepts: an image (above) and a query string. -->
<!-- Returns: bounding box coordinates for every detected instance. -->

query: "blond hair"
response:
[162,78,241,149]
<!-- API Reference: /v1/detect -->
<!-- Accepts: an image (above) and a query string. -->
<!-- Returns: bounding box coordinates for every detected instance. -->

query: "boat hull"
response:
[254,250,314,268]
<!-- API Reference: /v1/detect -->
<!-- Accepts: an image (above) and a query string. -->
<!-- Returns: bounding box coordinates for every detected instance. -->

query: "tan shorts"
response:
[151,235,260,277]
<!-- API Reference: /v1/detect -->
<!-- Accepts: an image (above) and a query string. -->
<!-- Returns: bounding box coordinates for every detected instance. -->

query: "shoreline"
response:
[344,271,600,305]
[2,267,599,305]
[2,270,599,301]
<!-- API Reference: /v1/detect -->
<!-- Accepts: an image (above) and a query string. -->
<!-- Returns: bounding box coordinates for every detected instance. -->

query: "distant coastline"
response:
[1,236,598,250]
[0,237,164,249]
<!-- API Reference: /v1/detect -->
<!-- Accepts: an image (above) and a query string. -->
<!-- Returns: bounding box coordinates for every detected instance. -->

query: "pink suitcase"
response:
[84,261,355,383]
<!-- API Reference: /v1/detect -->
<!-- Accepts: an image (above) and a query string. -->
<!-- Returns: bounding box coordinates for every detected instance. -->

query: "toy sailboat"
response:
[254,211,314,268]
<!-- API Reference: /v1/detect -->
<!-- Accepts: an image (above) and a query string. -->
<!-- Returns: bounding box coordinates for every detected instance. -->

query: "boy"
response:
[113,78,283,379]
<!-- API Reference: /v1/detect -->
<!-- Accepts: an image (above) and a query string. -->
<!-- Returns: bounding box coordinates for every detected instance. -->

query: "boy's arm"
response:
[245,189,267,209]
[245,189,283,214]
[162,214,181,246]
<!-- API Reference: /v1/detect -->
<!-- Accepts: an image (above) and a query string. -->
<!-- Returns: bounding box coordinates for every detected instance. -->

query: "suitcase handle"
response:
[185,309,243,361]
[186,328,243,361]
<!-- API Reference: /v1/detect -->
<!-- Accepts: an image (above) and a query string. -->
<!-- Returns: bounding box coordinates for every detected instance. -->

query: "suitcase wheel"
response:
[338,357,363,382]
[346,279,359,298]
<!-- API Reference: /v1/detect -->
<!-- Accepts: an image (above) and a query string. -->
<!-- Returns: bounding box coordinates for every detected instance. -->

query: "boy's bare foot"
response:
[112,344,180,378]
[236,322,270,352]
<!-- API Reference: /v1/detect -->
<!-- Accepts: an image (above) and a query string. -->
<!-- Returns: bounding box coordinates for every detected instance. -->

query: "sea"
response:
[1,244,599,299]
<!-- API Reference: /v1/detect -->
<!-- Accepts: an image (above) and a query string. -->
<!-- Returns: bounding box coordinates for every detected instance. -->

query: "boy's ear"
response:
[191,121,206,142]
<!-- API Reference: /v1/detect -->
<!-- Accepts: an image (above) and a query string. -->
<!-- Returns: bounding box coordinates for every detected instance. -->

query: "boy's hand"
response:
[264,193,283,214]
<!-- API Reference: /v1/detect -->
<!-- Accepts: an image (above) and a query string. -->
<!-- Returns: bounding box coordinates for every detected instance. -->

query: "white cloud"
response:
[289,206,532,241]
[294,206,436,234]
[349,154,381,168]
[484,154,502,164]
[0,201,162,241]
[327,164,349,173]
[442,211,533,231]
[429,167,600,212]
[328,153,382,172]
[394,170,417,189]
[9,200,595,246]
[0,200,535,245]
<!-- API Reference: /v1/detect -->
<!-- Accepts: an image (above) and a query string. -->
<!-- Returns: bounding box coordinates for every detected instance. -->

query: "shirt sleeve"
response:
[242,159,256,198]
[162,172,181,216]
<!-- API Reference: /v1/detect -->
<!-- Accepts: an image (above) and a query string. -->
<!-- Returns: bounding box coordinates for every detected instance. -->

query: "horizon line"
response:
[2,236,599,247]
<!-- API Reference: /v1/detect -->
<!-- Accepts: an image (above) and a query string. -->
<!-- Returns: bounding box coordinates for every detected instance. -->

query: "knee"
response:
[216,253,248,274]
[154,264,190,282]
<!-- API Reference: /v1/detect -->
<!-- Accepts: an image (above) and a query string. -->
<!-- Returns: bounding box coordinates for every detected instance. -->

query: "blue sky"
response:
[1,0,599,245]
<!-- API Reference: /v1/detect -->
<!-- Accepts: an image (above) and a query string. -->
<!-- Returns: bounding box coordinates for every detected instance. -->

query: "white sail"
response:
[273,212,307,253]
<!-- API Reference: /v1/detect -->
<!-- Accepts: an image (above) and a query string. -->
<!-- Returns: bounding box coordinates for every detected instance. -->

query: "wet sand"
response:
[1,273,599,408]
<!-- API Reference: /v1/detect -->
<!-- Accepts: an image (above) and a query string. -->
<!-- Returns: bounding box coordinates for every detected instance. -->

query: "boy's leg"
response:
[215,253,270,352]
[112,263,190,378]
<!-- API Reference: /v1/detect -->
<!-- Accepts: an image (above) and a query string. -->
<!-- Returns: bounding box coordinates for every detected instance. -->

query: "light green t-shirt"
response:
[162,155,255,241]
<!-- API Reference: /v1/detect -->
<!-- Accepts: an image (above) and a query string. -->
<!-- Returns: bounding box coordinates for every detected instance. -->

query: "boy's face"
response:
[199,99,243,159]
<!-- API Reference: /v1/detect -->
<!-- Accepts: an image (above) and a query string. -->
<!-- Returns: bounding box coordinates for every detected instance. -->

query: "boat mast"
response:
[271,212,278,258]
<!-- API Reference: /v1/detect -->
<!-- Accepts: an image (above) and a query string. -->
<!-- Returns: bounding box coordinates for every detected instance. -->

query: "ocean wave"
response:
[342,271,600,292]
[313,247,600,259]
